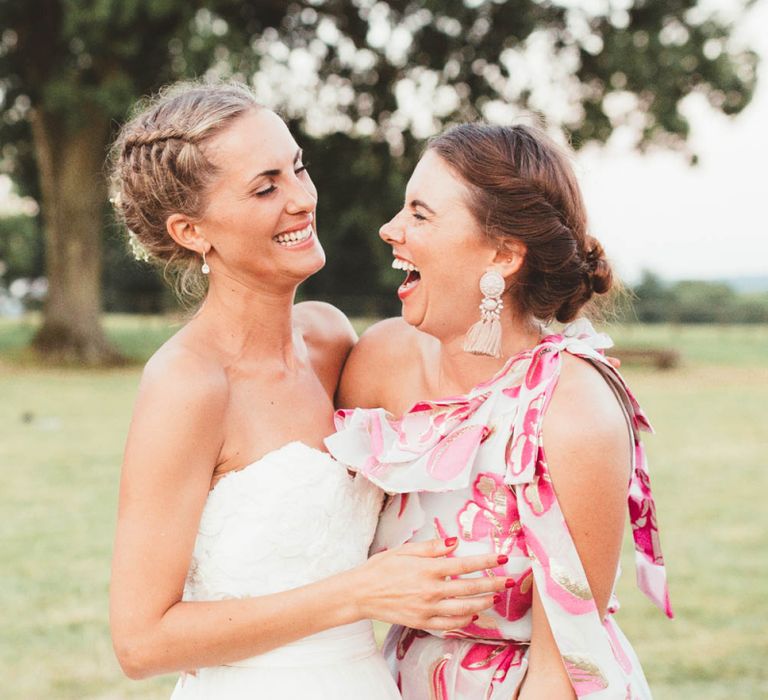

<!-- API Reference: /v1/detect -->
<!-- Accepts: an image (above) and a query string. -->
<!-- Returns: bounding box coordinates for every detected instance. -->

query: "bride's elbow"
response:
[112,633,159,680]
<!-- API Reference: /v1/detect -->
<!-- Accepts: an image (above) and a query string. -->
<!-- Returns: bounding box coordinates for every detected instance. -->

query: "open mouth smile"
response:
[392,257,421,299]
[273,223,314,248]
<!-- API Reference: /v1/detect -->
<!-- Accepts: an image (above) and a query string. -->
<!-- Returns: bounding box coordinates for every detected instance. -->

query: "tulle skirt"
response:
[170,620,400,699]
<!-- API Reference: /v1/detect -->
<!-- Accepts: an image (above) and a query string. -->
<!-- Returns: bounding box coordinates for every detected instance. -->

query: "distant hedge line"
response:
[622,271,768,324]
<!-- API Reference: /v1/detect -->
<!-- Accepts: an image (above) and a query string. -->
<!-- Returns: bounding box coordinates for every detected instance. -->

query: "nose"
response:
[285,172,318,214]
[379,213,405,245]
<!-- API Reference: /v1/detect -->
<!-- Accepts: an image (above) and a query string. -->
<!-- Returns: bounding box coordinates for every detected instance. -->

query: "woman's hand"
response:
[350,538,510,630]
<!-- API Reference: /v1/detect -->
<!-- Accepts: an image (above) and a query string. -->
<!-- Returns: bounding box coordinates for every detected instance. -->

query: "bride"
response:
[108,82,509,699]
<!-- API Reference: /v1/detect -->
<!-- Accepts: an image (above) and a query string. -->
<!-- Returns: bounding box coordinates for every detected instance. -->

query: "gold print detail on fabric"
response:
[522,474,551,515]
[474,613,500,632]
[563,653,609,689]
[551,560,593,600]
[429,654,452,700]
[458,503,482,541]
[477,475,508,515]
[651,529,664,565]
[632,499,658,531]
[491,645,526,681]
[462,643,513,671]
[519,571,533,595]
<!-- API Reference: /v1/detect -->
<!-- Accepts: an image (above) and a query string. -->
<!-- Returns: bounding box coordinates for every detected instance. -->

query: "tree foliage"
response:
[627,270,768,324]
[0,0,760,347]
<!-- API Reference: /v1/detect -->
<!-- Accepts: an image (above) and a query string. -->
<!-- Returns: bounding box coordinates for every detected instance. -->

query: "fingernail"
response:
[497,554,509,565]
[444,537,457,547]
[493,594,501,604]
[505,578,515,588]
[471,614,479,622]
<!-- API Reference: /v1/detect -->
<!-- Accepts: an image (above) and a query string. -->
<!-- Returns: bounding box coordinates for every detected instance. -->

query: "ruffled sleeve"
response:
[326,361,529,552]
[327,392,497,494]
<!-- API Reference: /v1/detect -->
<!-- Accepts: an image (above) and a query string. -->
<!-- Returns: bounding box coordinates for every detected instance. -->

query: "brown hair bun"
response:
[427,123,615,323]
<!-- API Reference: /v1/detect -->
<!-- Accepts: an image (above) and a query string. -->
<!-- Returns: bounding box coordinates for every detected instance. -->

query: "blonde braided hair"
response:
[108,81,262,301]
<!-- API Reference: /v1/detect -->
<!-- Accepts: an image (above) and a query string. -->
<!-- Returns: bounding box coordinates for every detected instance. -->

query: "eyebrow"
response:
[247,148,303,184]
[409,198,436,215]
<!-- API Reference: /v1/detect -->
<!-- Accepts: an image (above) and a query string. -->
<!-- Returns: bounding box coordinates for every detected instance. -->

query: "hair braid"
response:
[108,80,262,302]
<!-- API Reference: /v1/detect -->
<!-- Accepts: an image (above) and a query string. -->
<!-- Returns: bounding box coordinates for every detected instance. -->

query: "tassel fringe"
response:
[463,313,502,358]
[464,270,505,358]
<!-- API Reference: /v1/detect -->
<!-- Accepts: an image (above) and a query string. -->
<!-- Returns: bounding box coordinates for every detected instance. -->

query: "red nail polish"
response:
[471,614,479,622]
[505,578,515,588]
[493,594,501,605]
[497,554,509,565]
[444,537,457,547]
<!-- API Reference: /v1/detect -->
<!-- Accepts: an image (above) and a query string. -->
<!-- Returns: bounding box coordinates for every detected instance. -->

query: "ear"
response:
[166,213,210,256]
[492,239,526,279]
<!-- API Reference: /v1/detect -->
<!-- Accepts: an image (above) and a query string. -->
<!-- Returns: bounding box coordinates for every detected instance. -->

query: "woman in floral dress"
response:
[327,123,673,699]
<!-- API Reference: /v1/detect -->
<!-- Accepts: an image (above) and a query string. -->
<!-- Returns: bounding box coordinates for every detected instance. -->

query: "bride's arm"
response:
[110,347,507,680]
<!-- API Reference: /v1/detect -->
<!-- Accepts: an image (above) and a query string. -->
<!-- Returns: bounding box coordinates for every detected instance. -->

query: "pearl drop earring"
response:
[201,250,210,275]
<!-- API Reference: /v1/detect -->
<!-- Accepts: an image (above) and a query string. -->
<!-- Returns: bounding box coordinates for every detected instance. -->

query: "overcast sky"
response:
[576,0,767,283]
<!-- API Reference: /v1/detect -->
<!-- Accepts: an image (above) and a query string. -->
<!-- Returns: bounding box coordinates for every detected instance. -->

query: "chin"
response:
[308,244,326,272]
[294,245,326,281]
[401,302,426,331]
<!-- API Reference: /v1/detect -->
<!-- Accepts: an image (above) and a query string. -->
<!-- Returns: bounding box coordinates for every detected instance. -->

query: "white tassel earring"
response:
[463,270,505,358]
[201,250,210,275]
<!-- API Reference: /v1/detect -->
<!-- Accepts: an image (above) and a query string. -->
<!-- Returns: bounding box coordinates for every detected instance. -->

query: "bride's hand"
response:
[351,538,509,631]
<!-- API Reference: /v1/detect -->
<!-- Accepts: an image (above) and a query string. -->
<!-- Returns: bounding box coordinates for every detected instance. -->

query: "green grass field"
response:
[1,316,766,699]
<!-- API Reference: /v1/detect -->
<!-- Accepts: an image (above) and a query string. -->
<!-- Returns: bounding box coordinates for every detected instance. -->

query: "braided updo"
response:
[427,123,614,323]
[108,81,261,300]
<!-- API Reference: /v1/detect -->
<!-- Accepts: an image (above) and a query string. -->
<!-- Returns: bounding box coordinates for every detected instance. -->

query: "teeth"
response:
[274,225,312,246]
[391,258,419,272]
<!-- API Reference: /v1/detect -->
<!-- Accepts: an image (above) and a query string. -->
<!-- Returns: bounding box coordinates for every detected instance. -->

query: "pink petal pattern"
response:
[327,319,672,699]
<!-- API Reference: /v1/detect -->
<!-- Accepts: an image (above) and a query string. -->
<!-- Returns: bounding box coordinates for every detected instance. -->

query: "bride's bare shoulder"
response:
[294,301,357,396]
[140,332,229,409]
[294,301,356,351]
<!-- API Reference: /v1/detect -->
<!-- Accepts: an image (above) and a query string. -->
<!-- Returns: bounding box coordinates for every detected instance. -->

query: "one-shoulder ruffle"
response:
[326,319,672,698]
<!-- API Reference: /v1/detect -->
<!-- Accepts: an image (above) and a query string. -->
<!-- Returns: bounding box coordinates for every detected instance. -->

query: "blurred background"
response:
[0,1,765,698]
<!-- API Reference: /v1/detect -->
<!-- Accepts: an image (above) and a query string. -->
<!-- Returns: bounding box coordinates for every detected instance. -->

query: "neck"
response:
[191,272,298,364]
[433,312,543,396]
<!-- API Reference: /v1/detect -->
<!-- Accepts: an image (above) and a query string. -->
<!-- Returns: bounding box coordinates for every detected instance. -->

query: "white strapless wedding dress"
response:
[170,441,400,699]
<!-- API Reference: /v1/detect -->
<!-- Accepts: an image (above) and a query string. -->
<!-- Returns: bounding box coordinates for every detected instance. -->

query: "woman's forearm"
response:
[113,539,508,679]
[114,568,361,679]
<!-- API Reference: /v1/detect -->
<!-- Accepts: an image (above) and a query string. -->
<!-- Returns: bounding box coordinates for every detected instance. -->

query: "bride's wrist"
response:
[325,565,368,625]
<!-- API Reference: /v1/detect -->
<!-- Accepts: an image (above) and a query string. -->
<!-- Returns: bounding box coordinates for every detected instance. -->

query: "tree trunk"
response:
[29,105,122,365]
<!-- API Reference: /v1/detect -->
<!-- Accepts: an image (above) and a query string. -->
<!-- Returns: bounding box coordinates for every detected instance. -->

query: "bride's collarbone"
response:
[224,384,334,430]
[213,398,335,484]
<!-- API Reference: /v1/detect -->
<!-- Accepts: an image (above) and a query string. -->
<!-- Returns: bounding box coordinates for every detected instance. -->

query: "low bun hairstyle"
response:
[108,81,261,301]
[427,123,613,323]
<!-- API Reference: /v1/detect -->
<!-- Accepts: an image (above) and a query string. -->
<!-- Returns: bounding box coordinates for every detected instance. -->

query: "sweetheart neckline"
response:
[208,440,341,495]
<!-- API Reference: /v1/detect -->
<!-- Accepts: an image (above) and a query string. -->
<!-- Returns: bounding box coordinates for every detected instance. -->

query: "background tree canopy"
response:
[0,0,760,362]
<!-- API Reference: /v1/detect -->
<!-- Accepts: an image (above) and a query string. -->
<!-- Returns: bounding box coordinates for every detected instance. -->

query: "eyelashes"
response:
[254,164,310,197]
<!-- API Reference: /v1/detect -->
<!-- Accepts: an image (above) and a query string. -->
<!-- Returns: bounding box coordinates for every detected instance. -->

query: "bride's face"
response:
[195,108,324,288]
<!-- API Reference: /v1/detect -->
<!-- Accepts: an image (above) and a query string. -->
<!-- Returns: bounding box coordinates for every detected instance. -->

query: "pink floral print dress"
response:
[325,320,673,699]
